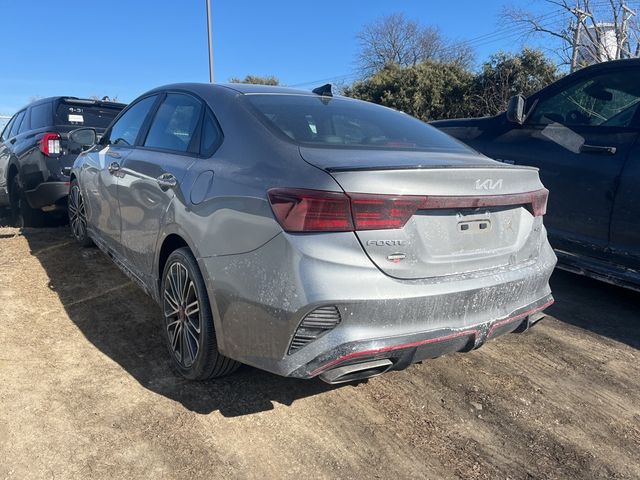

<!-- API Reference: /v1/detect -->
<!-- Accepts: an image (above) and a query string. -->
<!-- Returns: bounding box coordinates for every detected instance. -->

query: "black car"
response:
[0,97,125,225]
[433,59,640,291]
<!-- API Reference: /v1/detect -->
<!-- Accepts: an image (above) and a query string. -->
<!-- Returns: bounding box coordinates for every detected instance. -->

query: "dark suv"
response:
[0,97,125,225]
[433,59,640,291]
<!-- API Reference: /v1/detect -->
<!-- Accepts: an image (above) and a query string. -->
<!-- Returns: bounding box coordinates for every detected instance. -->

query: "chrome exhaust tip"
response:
[318,359,393,384]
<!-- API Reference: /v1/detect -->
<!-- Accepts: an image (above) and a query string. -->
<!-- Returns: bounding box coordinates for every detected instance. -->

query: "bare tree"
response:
[356,13,474,74]
[439,42,477,69]
[90,95,120,102]
[503,0,639,71]
[229,75,280,86]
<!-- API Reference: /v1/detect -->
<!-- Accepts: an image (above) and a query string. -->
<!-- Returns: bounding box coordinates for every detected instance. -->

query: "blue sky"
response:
[0,0,548,115]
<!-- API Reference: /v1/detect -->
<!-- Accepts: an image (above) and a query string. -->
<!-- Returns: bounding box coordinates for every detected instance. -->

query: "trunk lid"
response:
[299,147,546,280]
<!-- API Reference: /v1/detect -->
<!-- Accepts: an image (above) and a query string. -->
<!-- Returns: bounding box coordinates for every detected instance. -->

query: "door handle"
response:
[106,150,121,159]
[581,144,617,155]
[156,173,177,191]
[108,162,120,174]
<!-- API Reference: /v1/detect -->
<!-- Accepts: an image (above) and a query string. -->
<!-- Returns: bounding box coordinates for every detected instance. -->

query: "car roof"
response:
[579,57,640,73]
[217,83,319,95]
[145,82,329,98]
[19,96,126,110]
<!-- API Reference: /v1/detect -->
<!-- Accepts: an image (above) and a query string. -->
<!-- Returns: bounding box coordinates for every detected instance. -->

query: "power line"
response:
[292,12,567,88]
[290,73,359,88]
[291,2,640,88]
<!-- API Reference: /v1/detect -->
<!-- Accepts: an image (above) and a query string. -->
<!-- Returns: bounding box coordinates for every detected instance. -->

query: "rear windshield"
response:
[55,101,123,129]
[245,94,469,152]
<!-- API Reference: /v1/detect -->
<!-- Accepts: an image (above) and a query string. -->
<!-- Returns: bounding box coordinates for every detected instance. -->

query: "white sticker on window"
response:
[68,114,84,123]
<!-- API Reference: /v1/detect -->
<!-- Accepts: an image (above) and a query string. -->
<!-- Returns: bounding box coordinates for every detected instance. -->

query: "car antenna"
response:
[312,83,333,97]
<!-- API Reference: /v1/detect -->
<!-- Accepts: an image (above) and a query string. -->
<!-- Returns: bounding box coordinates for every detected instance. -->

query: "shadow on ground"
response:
[20,226,351,416]
[548,269,640,349]
[19,225,638,416]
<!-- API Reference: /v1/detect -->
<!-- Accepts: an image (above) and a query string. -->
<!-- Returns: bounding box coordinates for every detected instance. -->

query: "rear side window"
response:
[144,93,203,153]
[200,110,221,156]
[2,116,16,140]
[18,109,31,134]
[9,110,25,137]
[246,94,469,152]
[30,103,53,130]
[55,101,122,129]
[108,95,158,147]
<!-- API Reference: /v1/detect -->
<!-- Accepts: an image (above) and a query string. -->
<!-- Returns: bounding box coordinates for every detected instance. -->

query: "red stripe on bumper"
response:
[486,299,554,338]
[311,298,554,377]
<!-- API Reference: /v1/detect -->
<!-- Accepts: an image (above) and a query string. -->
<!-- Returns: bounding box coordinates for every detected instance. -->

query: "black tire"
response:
[161,247,240,380]
[9,175,45,228]
[68,179,93,247]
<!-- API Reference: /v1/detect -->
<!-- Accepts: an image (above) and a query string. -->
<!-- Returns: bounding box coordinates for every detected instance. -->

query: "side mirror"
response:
[69,127,97,148]
[506,95,526,125]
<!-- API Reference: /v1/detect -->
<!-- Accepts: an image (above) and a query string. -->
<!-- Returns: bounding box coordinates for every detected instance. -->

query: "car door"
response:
[80,94,160,253]
[3,110,26,188]
[609,138,640,270]
[117,92,204,286]
[0,114,17,203]
[480,66,640,260]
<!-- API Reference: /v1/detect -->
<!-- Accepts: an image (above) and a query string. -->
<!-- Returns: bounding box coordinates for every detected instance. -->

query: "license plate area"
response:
[458,218,492,233]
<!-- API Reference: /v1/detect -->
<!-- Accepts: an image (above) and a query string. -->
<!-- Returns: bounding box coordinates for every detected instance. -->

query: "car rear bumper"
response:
[199,230,557,379]
[295,294,553,382]
[24,181,69,209]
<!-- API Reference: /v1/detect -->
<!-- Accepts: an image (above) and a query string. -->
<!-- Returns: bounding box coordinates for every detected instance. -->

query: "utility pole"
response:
[206,0,214,83]
[570,8,589,73]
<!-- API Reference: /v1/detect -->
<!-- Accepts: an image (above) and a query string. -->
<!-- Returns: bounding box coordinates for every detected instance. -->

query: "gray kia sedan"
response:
[68,83,556,384]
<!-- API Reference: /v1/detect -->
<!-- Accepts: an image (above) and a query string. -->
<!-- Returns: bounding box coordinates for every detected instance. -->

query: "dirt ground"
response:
[0,226,639,480]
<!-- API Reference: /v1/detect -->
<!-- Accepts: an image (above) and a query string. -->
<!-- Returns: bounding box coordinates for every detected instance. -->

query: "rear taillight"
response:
[530,188,548,217]
[267,188,549,233]
[349,194,423,230]
[40,132,61,156]
[267,189,353,232]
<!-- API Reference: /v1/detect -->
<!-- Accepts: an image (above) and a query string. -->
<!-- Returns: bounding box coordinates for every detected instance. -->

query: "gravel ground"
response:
[0,226,638,480]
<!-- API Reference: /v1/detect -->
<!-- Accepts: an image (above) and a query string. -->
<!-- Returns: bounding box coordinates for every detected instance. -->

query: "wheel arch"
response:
[157,234,190,291]
[154,227,228,355]
[7,163,18,187]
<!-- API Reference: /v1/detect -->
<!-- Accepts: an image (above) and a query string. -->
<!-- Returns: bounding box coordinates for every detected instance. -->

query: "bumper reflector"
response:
[288,306,341,355]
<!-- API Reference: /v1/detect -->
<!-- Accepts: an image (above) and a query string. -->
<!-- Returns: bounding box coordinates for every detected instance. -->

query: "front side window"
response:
[246,94,469,152]
[144,93,203,153]
[528,69,640,128]
[108,95,158,147]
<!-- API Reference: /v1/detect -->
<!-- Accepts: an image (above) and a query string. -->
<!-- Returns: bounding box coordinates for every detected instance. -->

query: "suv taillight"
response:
[40,132,61,156]
[268,188,549,233]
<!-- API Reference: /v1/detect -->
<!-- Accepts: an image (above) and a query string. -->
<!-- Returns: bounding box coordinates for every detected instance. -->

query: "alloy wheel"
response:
[163,262,201,368]
[68,185,87,239]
